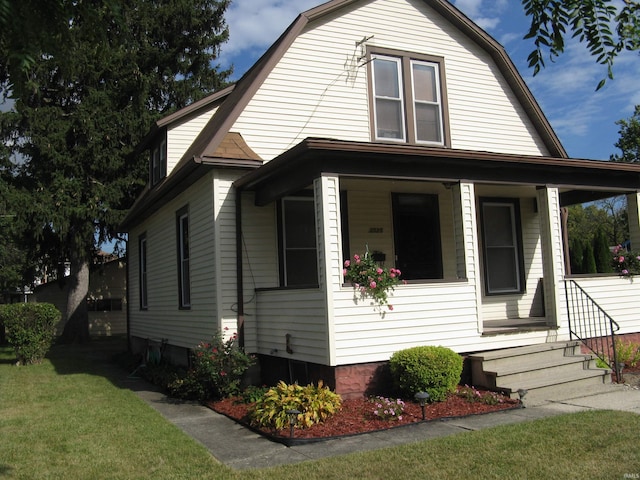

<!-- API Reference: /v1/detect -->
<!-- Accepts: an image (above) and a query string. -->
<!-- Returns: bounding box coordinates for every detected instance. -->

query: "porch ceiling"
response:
[234,138,640,206]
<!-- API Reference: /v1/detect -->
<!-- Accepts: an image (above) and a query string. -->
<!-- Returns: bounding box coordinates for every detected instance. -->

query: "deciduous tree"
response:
[522,0,640,89]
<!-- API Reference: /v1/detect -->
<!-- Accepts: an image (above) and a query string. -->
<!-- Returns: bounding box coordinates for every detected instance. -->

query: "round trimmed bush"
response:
[389,345,463,402]
[0,303,61,365]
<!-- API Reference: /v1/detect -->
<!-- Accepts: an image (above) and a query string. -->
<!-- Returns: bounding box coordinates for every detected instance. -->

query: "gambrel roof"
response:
[121,0,640,229]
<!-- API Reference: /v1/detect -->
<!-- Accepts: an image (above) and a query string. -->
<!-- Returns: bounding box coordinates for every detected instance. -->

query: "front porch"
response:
[233,138,640,397]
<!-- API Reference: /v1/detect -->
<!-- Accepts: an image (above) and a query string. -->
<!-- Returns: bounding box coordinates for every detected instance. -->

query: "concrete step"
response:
[491,355,597,386]
[469,341,612,405]
[469,341,582,373]
[511,370,613,406]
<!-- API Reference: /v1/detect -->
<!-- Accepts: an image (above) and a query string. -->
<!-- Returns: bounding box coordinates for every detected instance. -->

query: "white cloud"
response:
[219,0,319,72]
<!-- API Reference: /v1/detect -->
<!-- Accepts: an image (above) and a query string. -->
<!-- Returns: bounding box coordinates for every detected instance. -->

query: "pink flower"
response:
[370,281,377,289]
[619,256,625,263]
[353,254,360,261]
[344,260,350,267]
[622,269,629,275]
[376,268,383,274]
[388,305,394,310]
[343,268,348,276]
[390,273,396,278]
[220,371,227,376]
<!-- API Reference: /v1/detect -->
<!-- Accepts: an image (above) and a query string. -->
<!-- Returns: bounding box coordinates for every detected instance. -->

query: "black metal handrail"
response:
[564,279,621,381]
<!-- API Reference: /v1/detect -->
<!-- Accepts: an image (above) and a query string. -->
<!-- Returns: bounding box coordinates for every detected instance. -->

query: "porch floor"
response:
[483,318,552,336]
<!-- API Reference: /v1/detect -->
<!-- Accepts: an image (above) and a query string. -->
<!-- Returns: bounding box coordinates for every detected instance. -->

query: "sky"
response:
[217,0,640,161]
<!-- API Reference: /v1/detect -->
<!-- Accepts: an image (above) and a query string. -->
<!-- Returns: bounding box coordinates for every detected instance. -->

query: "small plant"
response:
[343,250,402,309]
[457,385,504,405]
[614,338,640,368]
[241,385,269,404]
[0,303,60,365]
[168,329,254,401]
[369,396,405,421]
[389,345,463,402]
[249,380,342,431]
[612,245,640,277]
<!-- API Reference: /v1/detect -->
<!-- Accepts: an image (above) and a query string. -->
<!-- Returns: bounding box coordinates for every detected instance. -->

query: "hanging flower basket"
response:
[343,251,402,310]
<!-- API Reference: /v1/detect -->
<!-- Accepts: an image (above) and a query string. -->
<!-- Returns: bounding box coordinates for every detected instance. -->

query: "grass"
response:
[1,338,640,480]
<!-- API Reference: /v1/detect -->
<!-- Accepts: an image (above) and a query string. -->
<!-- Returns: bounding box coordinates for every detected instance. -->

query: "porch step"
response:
[469,341,611,406]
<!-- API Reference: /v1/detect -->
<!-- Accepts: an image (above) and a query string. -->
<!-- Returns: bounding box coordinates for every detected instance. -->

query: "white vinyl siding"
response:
[128,173,220,348]
[566,277,640,335]
[230,0,549,161]
[166,105,220,174]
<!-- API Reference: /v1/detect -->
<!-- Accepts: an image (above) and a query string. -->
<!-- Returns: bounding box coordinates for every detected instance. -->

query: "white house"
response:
[121,0,640,398]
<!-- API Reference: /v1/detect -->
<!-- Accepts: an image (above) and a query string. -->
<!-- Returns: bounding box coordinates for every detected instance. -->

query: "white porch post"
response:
[537,186,565,329]
[314,175,341,366]
[455,182,483,332]
[627,192,640,250]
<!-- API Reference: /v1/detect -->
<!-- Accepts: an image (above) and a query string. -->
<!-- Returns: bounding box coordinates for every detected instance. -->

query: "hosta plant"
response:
[249,380,342,431]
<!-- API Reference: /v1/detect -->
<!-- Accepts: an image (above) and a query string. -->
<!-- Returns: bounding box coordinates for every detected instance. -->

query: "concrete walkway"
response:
[121,374,640,470]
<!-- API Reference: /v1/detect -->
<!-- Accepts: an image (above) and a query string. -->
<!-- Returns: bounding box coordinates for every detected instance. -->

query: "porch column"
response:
[313,175,341,366]
[627,191,640,250]
[456,182,483,331]
[537,186,565,329]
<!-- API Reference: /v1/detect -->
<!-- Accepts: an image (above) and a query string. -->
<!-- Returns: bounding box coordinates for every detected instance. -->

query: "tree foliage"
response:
[0,0,231,341]
[522,0,640,89]
[611,105,640,163]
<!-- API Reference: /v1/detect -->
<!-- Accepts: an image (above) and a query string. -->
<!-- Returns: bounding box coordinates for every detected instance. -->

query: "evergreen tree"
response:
[582,242,597,274]
[570,238,585,274]
[0,0,231,342]
[593,229,612,273]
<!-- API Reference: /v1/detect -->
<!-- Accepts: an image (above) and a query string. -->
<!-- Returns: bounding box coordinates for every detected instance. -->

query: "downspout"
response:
[235,187,245,349]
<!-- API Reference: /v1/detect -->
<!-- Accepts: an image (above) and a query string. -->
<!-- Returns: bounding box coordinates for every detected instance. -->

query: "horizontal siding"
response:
[566,277,640,335]
[255,289,329,365]
[128,173,220,349]
[231,0,548,161]
[166,106,219,175]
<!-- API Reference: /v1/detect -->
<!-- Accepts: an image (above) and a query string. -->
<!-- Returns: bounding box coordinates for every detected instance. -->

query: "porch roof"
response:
[233,138,640,206]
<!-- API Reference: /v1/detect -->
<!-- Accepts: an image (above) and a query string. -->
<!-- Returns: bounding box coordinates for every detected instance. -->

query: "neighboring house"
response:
[34,255,127,337]
[121,0,640,398]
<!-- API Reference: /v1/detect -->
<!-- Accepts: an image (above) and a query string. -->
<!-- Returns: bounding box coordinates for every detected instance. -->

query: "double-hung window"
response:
[176,207,191,308]
[480,198,525,295]
[278,196,318,287]
[370,49,448,146]
[139,234,148,310]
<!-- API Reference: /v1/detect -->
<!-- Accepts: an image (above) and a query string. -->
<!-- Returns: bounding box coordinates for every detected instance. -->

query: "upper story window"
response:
[369,48,449,146]
[150,136,167,187]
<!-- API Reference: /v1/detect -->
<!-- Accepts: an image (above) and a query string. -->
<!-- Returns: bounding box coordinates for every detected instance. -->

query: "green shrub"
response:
[614,338,640,368]
[0,303,60,365]
[249,380,342,431]
[389,345,463,402]
[168,330,254,401]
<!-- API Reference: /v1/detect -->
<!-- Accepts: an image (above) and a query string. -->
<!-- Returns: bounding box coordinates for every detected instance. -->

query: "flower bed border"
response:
[206,401,523,447]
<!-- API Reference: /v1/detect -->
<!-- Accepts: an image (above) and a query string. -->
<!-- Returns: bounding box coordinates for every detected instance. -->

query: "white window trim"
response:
[372,55,406,142]
[410,59,444,145]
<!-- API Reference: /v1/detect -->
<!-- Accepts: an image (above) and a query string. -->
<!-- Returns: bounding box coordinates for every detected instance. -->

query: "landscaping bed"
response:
[208,386,521,443]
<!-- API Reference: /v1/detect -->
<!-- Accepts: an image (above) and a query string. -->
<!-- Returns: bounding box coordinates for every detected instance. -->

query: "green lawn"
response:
[1,339,639,480]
